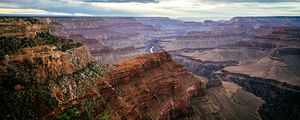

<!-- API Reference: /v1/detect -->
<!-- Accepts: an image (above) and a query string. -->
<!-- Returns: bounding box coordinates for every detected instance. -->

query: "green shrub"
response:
[36,32,83,51]
[83,98,98,119]
[0,37,39,59]
[52,21,63,26]
[23,17,41,24]
[57,108,80,120]
[87,62,110,74]
[39,84,59,109]
[97,112,111,120]
[0,32,82,61]
[0,17,41,24]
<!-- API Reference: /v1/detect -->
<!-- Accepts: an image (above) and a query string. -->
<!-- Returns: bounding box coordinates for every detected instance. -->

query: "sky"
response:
[0,0,300,21]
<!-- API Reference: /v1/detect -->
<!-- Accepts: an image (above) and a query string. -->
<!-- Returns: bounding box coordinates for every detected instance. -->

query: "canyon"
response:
[172,17,300,120]
[0,16,300,120]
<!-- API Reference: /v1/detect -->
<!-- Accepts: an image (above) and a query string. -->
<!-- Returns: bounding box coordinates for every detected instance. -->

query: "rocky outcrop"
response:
[109,51,173,85]
[2,45,93,82]
[0,18,48,38]
[107,52,207,119]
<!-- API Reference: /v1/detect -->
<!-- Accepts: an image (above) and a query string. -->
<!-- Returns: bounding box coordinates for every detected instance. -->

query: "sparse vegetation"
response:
[0,37,39,59]
[23,17,42,24]
[97,112,111,120]
[0,32,83,61]
[0,17,41,24]
[57,108,80,120]
[52,21,63,26]
[39,83,59,109]
[51,62,110,89]
[70,62,110,77]
[6,88,36,119]
[36,32,83,51]
[86,62,111,74]
[83,98,98,120]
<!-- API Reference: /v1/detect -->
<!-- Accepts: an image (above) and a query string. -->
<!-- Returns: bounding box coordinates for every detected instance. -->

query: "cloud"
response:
[201,0,300,3]
[0,0,131,16]
[82,0,300,3]
[90,0,300,17]
[83,0,158,3]
[0,0,299,21]
[0,8,90,16]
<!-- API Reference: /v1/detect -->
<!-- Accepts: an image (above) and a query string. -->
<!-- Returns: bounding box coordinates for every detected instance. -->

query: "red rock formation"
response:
[1,17,267,120]
[0,18,48,38]
[66,33,113,54]
[107,52,206,119]
[46,17,156,47]
[234,24,300,48]
[161,25,259,51]
[43,17,158,64]
[2,45,95,82]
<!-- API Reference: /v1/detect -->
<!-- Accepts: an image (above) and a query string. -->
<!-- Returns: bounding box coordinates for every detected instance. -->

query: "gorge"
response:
[0,16,300,120]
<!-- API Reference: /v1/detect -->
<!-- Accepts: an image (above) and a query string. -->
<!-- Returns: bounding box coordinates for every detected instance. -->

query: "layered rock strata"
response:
[0,17,268,120]
[0,18,48,38]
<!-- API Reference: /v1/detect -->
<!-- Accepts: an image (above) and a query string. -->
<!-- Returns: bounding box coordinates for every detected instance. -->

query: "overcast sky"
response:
[0,0,300,21]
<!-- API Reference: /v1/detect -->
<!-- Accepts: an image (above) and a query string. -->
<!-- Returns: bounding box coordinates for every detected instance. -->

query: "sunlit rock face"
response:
[0,18,48,38]
[107,52,206,119]
[2,45,94,82]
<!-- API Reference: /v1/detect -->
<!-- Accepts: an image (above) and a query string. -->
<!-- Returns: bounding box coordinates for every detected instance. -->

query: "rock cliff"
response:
[161,26,258,51]
[43,17,160,64]
[167,20,300,120]
[224,48,300,87]
[234,24,300,48]
[0,17,48,38]
[2,45,94,82]
[45,17,156,49]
